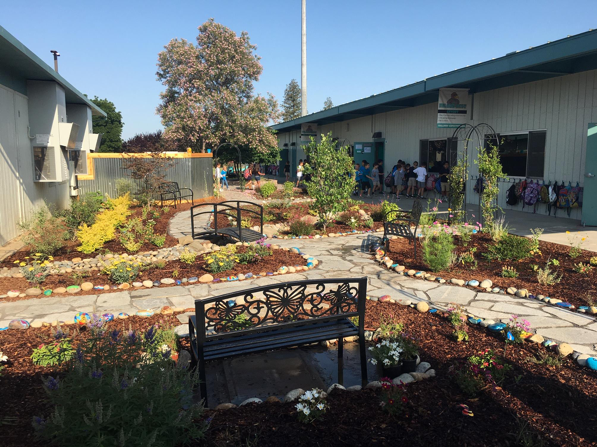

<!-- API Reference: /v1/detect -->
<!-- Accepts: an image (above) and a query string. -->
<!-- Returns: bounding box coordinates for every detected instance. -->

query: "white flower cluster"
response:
[296,388,327,421]
[0,352,8,363]
[368,339,403,366]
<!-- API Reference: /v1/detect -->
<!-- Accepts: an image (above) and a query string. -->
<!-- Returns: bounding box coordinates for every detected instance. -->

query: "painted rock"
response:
[102,313,115,322]
[586,357,597,371]
[278,266,288,274]
[136,310,154,318]
[555,302,572,308]
[81,282,94,292]
[306,262,314,268]
[488,323,506,332]
[8,319,30,330]
[174,280,182,285]
[118,283,130,290]
[0,327,8,331]
[468,317,482,325]
[579,306,589,311]
[152,281,160,287]
[94,286,104,290]
[227,299,236,307]
[118,312,129,320]
[199,274,213,283]
[188,277,198,284]
[379,295,392,302]
[266,272,274,276]
[161,278,175,285]
[66,285,81,294]
[429,309,437,313]
[7,290,20,298]
[74,312,91,325]
[245,273,253,279]
[414,271,424,277]
[43,290,52,296]
[506,331,515,341]
[227,276,238,281]
[467,280,479,287]
[132,282,144,288]
[212,278,221,283]
[491,287,501,293]
[543,340,556,347]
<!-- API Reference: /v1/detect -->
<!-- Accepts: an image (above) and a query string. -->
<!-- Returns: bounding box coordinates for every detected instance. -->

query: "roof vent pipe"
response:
[50,50,60,73]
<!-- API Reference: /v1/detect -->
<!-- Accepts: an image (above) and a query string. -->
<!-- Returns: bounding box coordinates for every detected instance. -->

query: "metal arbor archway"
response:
[450,123,499,223]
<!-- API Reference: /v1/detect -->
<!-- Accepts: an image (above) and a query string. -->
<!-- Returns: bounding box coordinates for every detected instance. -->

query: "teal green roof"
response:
[273,29,597,132]
[0,25,106,117]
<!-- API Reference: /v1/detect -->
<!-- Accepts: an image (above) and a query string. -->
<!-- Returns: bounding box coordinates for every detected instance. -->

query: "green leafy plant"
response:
[379,378,408,415]
[590,256,597,266]
[369,204,384,222]
[488,215,509,242]
[151,234,166,248]
[20,209,70,258]
[295,388,328,423]
[115,178,135,198]
[237,243,271,264]
[485,234,533,262]
[101,259,142,284]
[549,258,560,267]
[536,262,562,286]
[153,260,166,269]
[451,362,485,396]
[364,217,374,229]
[240,217,252,229]
[32,326,206,446]
[476,144,507,230]
[447,304,468,342]
[448,160,467,223]
[179,249,197,265]
[289,220,314,237]
[573,262,593,274]
[381,200,401,222]
[458,248,477,266]
[501,266,519,278]
[31,339,75,367]
[527,350,563,368]
[283,181,294,197]
[62,192,105,236]
[422,227,455,272]
[18,254,52,284]
[397,333,419,361]
[529,228,543,252]
[303,132,355,231]
[203,251,239,274]
[258,182,277,199]
[468,348,511,385]
[377,315,404,340]
[566,231,586,258]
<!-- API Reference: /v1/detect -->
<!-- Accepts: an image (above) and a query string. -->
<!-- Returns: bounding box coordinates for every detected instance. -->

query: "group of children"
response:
[354,159,451,200]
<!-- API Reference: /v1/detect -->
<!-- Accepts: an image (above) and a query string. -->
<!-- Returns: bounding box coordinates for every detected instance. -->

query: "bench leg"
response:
[337,336,344,386]
[199,355,208,408]
[359,333,368,387]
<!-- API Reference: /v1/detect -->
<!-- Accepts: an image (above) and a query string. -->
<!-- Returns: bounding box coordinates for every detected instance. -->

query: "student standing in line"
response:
[406,162,417,197]
[414,162,428,199]
[284,161,291,182]
[394,163,405,200]
[220,165,229,190]
[215,162,223,191]
[361,162,372,197]
[371,163,380,194]
[377,159,384,194]
[296,160,304,187]
[439,161,450,199]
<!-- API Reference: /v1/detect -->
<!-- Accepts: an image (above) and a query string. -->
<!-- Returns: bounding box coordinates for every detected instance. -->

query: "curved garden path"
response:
[1,194,596,359]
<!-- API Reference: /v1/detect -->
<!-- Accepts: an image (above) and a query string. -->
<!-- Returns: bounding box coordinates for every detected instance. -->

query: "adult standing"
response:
[439,161,450,199]
[296,159,304,187]
[284,161,291,182]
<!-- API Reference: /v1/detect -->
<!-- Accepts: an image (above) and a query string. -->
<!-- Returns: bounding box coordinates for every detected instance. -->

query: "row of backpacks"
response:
[506,180,583,217]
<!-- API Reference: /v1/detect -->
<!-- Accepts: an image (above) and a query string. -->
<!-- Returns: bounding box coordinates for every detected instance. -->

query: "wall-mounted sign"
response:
[355,143,363,154]
[300,123,318,141]
[363,145,372,154]
[437,88,469,128]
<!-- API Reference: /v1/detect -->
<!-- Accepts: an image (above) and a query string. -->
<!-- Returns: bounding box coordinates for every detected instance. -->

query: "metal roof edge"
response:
[0,25,107,117]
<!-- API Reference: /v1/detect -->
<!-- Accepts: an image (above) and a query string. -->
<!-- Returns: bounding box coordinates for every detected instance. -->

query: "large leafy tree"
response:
[303,132,355,231]
[323,97,333,110]
[281,79,302,122]
[91,97,124,153]
[156,19,279,154]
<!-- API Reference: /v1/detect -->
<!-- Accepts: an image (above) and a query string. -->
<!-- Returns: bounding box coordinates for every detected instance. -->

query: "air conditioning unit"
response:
[69,147,89,175]
[89,133,102,152]
[59,122,80,149]
[33,146,69,182]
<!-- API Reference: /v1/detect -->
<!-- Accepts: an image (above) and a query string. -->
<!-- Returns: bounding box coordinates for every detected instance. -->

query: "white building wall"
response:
[291,69,597,221]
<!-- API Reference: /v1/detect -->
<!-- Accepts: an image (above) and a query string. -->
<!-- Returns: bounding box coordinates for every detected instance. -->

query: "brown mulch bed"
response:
[1,303,596,446]
[387,233,597,310]
[0,197,221,267]
[0,248,308,302]
[199,302,597,447]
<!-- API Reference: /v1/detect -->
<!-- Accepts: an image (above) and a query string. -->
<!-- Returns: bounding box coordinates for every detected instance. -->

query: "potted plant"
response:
[398,333,419,373]
[368,339,403,378]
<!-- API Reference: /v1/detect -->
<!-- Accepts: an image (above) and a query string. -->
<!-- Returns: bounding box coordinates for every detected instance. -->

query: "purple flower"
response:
[145,326,157,344]
[110,329,120,343]
[92,369,103,379]
[162,348,172,360]
[128,330,137,345]
[33,416,46,431]
[46,376,59,390]
[120,379,129,389]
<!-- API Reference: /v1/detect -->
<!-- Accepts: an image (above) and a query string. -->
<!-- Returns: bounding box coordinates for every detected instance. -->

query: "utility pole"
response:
[301,0,307,116]
[50,50,60,72]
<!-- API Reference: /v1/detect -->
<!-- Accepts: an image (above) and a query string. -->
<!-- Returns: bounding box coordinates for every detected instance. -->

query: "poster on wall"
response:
[355,143,363,154]
[300,123,318,141]
[437,88,469,128]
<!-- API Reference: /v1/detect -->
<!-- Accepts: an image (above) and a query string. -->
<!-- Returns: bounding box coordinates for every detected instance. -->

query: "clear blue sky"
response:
[3,0,597,139]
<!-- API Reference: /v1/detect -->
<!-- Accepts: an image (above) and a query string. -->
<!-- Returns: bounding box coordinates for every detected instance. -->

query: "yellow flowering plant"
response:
[203,251,239,274]
[100,258,143,284]
[17,254,52,284]
[566,231,586,259]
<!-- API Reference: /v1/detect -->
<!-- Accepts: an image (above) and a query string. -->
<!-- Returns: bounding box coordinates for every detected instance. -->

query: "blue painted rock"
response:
[467,280,479,287]
[306,262,314,268]
[266,272,274,276]
[468,317,482,325]
[414,272,424,277]
[175,280,182,285]
[136,310,154,318]
[488,323,507,332]
[391,264,399,268]
[579,306,589,311]
[472,230,478,234]
[278,266,288,274]
[245,273,253,279]
[556,302,572,308]
[118,312,129,319]
[9,319,30,330]
[74,312,91,325]
[543,340,556,347]
[506,331,515,341]
[188,277,198,283]
[94,286,104,290]
[227,276,238,281]
[429,309,437,313]
[586,357,597,371]
[43,290,52,296]
[0,327,8,331]
[227,299,236,307]
[102,313,115,322]
[152,281,160,287]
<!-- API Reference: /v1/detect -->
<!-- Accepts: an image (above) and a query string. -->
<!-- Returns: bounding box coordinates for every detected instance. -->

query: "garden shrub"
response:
[77,194,131,254]
[369,204,384,222]
[62,192,105,235]
[237,243,271,264]
[381,201,400,222]
[20,209,69,258]
[259,181,277,199]
[283,181,294,197]
[33,326,206,446]
[17,254,52,284]
[501,266,519,278]
[476,144,507,229]
[101,259,142,284]
[203,251,239,274]
[338,209,362,230]
[485,234,533,262]
[536,263,562,285]
[447,304,468,342]
[31,339,75,367]
[179,249,197,265]
[115,178,135,197]
[289,220,314,237]
[422,229,455,272]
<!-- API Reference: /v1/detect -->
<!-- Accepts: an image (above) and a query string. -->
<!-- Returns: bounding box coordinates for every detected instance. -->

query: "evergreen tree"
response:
[323,97,333,110]
[91,97,124,153]
[281,79,302,122]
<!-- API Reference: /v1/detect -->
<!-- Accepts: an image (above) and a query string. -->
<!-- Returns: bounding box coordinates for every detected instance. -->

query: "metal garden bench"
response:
[188,277,368,406]
[158,181,194,208]
[383,199,423,258]
[190,200,264,243]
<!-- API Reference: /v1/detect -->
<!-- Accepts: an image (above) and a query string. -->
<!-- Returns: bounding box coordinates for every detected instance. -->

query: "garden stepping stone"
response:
[8,319,30,330]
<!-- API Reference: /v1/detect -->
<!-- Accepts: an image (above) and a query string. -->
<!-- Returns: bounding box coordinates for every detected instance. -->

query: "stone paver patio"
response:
[1,228,596,356]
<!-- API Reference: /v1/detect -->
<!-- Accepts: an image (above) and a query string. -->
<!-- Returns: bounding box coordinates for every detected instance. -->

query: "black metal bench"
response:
[158,181,194,208]
[190,200,264,242]
[188,277,368,406]
[383,199,423,258]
